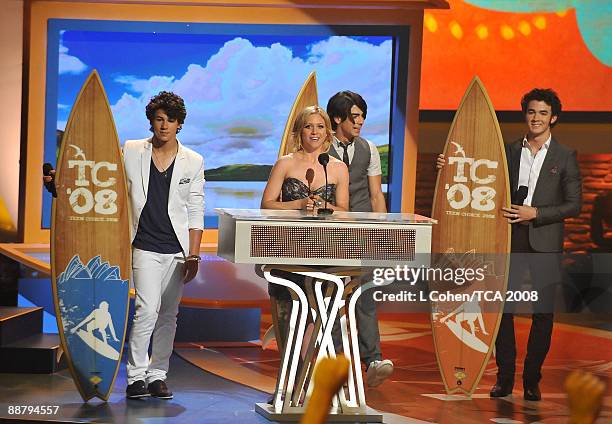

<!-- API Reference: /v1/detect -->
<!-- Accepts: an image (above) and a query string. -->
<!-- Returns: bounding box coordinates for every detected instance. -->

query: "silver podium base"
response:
[255,403,384,422]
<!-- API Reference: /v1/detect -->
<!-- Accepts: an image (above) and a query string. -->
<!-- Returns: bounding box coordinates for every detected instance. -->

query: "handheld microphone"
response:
[316,153,333,215]
[43,163,57,198]
[515,185,528,206]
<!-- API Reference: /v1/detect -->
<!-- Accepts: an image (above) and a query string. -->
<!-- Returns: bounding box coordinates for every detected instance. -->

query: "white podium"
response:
[216,209,435,422]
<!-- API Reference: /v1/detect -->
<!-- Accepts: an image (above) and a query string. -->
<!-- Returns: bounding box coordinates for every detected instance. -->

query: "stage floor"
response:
[0,313,610,423]
[0,354,270,424]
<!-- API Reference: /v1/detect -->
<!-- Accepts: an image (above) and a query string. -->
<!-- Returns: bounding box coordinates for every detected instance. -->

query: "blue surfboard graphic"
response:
[57,255,129,398]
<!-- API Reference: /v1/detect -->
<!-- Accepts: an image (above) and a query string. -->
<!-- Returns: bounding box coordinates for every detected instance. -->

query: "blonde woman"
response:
[260,106,349,382]
[261,105,349,212]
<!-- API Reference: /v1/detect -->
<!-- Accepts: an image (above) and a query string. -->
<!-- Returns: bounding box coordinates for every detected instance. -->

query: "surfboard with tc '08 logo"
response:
[430,77,511,396]
[51,70,131,401]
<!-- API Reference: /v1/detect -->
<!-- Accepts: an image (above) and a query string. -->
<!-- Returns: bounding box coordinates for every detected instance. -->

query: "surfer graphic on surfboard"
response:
[438,299,490,354]
[70,301,119,344]
[70,301,121,360]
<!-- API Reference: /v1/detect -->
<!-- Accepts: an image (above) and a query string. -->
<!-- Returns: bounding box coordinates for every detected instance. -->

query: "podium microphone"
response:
[43,163,57,198]
[317,153,333,216]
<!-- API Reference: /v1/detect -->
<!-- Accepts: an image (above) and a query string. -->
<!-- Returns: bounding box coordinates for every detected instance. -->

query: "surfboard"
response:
[266,72,320,354]
[51,70,131,401]
[430,76,511,396]
[277,71,319,157]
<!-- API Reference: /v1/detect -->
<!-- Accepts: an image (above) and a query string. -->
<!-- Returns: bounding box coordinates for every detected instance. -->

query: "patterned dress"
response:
[280,177,336,204]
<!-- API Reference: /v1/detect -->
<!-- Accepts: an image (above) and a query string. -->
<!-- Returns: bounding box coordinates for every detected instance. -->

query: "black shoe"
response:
[148,380,173,399]
[523,384,541,401]
[126,380,150,399]
[490,381,513,398]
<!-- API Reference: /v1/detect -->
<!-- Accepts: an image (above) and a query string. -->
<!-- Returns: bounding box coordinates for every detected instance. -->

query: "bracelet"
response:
[186,255,201,262]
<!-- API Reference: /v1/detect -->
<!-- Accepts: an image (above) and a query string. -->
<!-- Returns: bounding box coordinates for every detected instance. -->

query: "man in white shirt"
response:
[122,92,205,400]
[493,88,581,401]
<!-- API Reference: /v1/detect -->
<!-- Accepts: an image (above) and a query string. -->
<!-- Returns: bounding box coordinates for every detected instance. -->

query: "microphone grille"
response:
[317,153,329,166]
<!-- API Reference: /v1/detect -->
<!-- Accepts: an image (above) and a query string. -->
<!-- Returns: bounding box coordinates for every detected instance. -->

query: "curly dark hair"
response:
[145,91,187,130]
[521,88,562,127]
[326,91,367,131]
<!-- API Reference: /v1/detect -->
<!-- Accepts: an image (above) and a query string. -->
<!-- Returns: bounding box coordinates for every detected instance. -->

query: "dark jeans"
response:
[332,275,382,367]
[495,224,559,387]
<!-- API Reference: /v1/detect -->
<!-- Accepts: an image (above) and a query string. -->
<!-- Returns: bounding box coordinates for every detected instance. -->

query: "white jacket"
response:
[122,137,205,255]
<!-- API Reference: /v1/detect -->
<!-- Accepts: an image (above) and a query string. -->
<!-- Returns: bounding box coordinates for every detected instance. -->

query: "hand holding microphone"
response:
[502,185,537,223]
[305,195,324,212]
[514,185,528,206]
[43,163,57,198]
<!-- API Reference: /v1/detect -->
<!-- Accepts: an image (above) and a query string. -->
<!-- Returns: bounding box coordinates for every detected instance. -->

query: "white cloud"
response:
[115,75,175,96]
[58,41,87,75]
[111,93,151,142]
[110,36,393,169]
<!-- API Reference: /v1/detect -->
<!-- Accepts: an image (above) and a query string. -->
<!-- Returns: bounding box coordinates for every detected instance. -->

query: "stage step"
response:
[0,334,66,374]
[0,307,42,345]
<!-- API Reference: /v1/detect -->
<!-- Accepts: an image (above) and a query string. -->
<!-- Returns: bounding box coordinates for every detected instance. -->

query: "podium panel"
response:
[216,209,435,421]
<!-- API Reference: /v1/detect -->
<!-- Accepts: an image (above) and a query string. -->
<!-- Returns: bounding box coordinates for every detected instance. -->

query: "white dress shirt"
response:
[518,134,551,206]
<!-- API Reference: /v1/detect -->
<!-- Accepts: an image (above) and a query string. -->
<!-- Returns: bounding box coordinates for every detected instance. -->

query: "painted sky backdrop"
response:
[57,30,393,170]
[421,0,612,111]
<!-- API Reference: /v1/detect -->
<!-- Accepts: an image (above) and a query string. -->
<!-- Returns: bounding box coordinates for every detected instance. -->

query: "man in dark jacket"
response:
[437,88,582,401]
[492,88,582,401]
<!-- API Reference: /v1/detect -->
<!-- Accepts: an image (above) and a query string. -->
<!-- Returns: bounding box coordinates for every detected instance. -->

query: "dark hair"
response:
[521,88,562,127]
[326,91,367,130]
[146,91,187,132]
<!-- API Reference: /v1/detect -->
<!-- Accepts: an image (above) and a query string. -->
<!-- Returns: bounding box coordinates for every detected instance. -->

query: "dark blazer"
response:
[506,137,582,253]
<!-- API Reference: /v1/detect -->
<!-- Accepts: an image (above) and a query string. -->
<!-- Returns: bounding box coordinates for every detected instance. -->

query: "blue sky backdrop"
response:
[44,23,398,227]
[56,30,393,169]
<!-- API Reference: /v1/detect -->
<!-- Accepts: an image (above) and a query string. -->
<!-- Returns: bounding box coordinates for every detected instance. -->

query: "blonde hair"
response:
[291,106,334,153]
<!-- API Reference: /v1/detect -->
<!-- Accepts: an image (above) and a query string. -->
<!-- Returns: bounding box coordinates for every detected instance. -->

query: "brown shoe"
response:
[148,380,173,399]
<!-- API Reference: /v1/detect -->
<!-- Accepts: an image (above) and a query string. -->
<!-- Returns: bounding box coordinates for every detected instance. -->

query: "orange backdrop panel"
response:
[421,0,612,111]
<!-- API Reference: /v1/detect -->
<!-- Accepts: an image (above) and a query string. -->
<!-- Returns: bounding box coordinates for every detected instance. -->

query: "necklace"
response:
[152,146,178,179]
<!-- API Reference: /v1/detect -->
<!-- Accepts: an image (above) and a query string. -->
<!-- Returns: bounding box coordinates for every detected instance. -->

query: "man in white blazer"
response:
[123,91,204,399]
